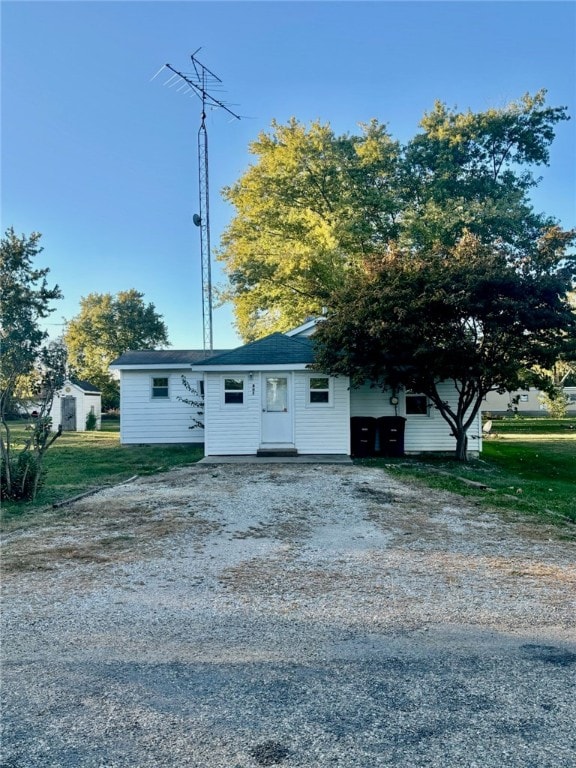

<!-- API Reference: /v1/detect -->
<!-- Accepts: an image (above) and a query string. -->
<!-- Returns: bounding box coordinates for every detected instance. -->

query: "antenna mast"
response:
[157,51,240,352]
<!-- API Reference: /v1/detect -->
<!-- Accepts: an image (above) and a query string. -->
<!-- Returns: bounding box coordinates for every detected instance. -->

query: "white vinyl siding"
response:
[204,371,349,455]
[119,370,204,444]
[350,381,482,454]
[204,371,261,455]
[293,373,350,454]
[350,384,397,419]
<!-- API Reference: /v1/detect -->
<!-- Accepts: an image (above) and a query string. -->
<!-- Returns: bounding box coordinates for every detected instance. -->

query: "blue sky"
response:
[2,0,575,350]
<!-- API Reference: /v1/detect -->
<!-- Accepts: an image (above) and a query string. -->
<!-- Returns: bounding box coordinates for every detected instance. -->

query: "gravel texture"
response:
[1,463,575,767]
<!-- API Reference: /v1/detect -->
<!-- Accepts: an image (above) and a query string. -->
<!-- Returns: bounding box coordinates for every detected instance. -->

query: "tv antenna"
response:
[152,49,240,352]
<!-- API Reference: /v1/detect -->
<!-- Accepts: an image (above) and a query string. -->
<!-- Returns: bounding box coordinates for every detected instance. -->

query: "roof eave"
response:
[191,363,313,372]
[109,363,197,371]
[285,317,320,336]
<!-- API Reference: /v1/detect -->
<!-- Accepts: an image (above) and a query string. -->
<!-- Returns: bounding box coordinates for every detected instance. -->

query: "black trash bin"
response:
[350,416,377,457]
[376,416,407,457]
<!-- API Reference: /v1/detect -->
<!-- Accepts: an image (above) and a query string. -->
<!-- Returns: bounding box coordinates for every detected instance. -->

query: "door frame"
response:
[61,395,77,432]
[260,372,294,446]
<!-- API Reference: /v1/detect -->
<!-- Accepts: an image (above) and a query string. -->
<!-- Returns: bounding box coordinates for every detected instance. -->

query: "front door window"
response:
[261,374,292,444]
[266,377,288,412]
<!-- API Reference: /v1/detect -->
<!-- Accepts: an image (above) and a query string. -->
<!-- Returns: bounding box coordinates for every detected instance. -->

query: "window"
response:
[224,377,244,404]
[152,377,169,398]
[266,377,288,411]
[405,392,428,415]
[309,376,330,405]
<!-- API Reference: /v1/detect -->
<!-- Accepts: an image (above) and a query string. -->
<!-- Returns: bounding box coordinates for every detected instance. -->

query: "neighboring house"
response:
[111,322,483,457]
[483,387,576,417]
[50,379,102,432]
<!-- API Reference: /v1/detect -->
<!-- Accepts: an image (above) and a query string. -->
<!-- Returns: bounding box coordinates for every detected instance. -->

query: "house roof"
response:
[109,349,228,367]
[109,332,316,372]
[285,316,320,337]
[70,379,101,393]
[198,333,315,367]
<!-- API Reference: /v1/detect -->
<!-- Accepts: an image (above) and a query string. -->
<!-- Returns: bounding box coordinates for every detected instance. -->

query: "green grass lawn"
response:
[1,420,203,515]
[358,417,576,529]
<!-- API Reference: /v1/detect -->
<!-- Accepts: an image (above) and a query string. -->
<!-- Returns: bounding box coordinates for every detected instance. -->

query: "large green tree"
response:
[0,228,62,412]
[399,91,569,252]
[219,91,570,341]
[64,290,169,409]
[313,231,576,461]
[0,228,66,499]
[218,118,401,340]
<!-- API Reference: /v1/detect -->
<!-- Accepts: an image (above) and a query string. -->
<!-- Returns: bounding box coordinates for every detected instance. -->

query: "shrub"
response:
[85,411,98,431]
[1,450,46,501]
[539,388,570,419]
[178,376,204,430]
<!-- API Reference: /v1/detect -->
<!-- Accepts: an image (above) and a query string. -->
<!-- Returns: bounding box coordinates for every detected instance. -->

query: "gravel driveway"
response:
[2,463,575,768]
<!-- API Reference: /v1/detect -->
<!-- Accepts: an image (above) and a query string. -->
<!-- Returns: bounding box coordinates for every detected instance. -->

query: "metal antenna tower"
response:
[154,51,240,352]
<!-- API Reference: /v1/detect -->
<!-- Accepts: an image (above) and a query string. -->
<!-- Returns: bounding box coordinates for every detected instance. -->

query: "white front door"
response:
[261,374,293,444]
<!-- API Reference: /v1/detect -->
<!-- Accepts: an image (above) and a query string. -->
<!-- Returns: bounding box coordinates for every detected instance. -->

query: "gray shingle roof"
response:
[200,333,315,367]
[71,379,101,393]
[110,349,228,366]
[110,334,315,369]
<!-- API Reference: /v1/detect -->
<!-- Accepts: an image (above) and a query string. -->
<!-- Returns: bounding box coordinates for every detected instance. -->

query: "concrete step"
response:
[256,448,298,457]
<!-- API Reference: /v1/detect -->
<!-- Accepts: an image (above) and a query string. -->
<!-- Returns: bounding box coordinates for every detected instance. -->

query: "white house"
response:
[483,387,576,416]
[110,322,483,457]
[50,379,102,432]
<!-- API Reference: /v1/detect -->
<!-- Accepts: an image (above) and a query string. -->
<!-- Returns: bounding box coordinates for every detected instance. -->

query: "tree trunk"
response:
[454,429,469,462]
[0,426,12,495]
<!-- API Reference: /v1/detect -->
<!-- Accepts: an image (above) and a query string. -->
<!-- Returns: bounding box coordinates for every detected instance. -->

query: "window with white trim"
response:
[405,391,429,415]
[308,376,331,405]
[224,377,244,405]
[151,377,169,399]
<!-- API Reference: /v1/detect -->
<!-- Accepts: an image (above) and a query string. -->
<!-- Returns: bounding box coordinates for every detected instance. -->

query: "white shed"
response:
[50,379,102,432]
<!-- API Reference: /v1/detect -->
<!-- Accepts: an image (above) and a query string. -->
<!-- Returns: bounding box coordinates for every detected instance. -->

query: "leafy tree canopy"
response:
[219,91,570,340]
[64,290,169,409]
[313,230,576,460]
[400,90,568,251]
[0,227,62,416]
[0,228,66,500]
[218,117,401,340]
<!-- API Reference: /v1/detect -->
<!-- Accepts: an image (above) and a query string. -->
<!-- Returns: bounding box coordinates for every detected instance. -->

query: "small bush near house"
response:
[85,411,98,431]
[1,450,46,501]
[538,388,570,419]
